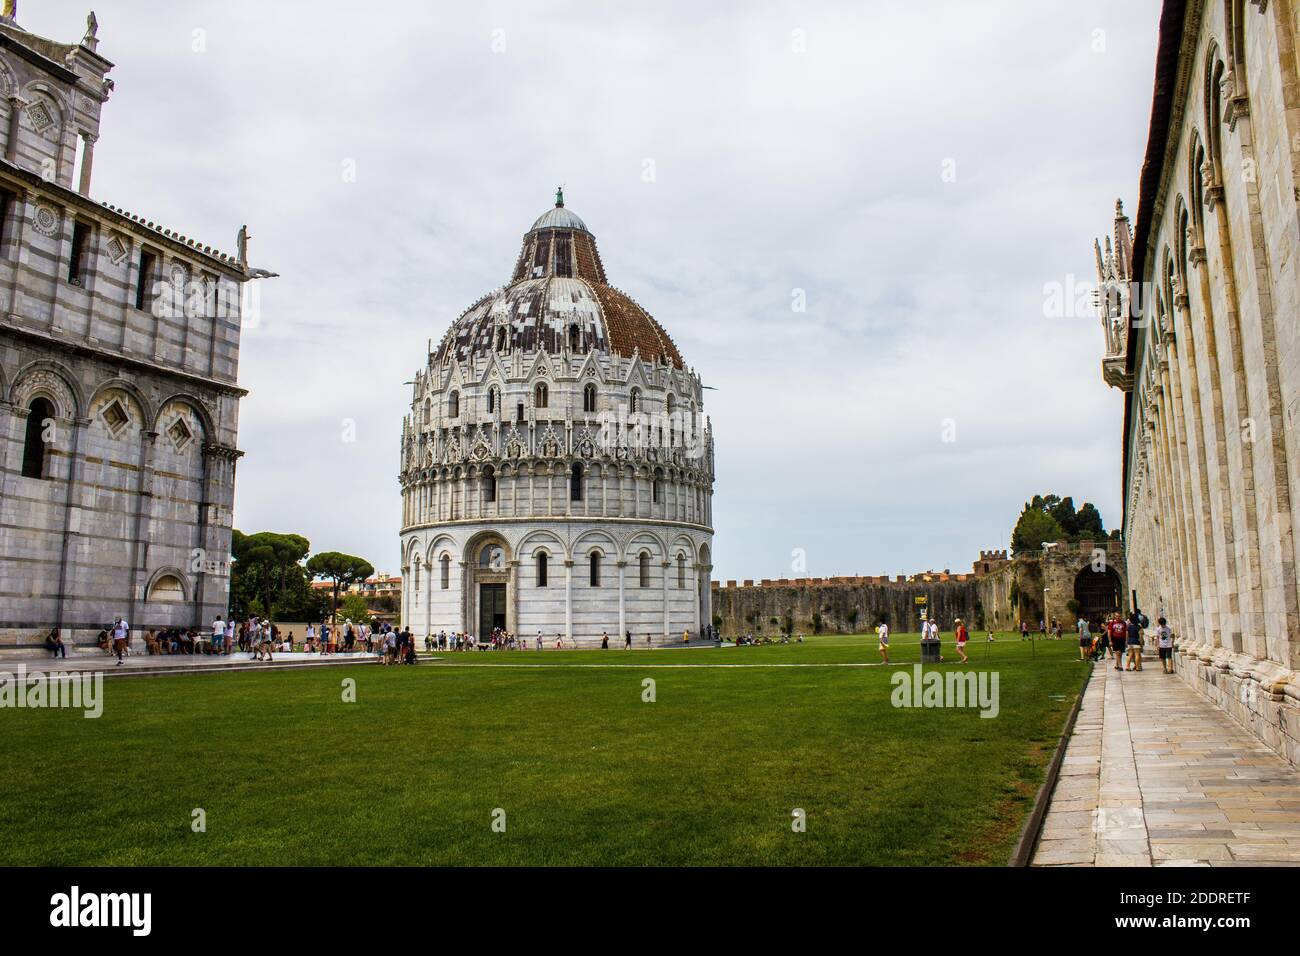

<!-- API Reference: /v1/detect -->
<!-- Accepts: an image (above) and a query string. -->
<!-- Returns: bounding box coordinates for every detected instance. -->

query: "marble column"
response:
[617,560,626,642]
[564,559,574,645]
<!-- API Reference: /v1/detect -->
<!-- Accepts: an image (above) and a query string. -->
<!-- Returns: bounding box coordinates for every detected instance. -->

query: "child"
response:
[1156,617,1175,674]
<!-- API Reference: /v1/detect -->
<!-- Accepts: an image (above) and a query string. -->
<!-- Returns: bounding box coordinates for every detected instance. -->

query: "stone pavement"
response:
[1033,654,1300,866]
[0,650,379,678]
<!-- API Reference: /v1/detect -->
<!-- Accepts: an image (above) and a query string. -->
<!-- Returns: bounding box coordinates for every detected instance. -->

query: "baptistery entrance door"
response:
[479,583,507,636]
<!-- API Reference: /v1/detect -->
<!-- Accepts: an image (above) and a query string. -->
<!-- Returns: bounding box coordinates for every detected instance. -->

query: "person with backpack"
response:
[1127,610,1146,671]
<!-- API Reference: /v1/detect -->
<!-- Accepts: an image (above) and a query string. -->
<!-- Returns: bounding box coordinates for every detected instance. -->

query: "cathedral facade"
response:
[0,14,259,647]
[1104,0,1300,766]
[399,194,715,645]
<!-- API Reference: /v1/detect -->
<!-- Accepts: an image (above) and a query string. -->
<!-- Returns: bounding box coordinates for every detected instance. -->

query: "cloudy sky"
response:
[25,0,1159,580]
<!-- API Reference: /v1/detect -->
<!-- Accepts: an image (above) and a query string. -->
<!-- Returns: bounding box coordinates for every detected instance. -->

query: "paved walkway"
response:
[0,650,379,678]
[1033,655,1300,866]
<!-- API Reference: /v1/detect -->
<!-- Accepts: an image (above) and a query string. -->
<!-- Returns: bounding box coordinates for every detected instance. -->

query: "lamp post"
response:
[1039,542,1060,661]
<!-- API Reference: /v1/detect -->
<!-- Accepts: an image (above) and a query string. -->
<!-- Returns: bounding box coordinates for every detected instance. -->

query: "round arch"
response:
[1073,564,1123,623]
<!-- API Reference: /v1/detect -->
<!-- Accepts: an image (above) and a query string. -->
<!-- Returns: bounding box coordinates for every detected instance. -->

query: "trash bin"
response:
[920,638,941,663]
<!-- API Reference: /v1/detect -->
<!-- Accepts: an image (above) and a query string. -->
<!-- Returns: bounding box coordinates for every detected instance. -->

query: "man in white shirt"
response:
[112,617,129,665]
[212,616,226,654]
[1156,616,1176,674]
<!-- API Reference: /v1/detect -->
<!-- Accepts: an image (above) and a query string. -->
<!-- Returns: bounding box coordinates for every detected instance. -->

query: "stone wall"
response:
[712,541,1127,638]
[1111,0,1300,767]
[0,21,252,648]
[712,577,978,637]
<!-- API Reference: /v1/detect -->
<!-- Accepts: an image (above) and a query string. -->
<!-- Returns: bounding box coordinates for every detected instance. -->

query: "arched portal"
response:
[1074,564,1122,623]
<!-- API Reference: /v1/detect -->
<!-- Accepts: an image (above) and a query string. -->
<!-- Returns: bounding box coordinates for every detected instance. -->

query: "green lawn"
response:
[0,632,1089,866]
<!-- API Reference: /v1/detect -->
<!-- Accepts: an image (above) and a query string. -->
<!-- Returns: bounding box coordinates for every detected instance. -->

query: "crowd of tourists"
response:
[1073,609,1175,673]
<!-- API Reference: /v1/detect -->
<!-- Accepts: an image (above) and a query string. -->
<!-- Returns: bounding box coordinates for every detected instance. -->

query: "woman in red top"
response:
[954,618,969,664]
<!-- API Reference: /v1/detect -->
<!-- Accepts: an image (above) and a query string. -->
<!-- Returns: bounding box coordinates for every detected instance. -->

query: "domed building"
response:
[399,192,715,645]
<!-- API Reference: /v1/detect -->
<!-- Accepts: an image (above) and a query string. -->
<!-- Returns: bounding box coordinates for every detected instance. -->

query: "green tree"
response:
[306,552,375,623]
[230,531,312,620]
[337,593,373,625]
[1011,506,1066,554]
[1049,496,1078,535]
[1074,502,1106,538]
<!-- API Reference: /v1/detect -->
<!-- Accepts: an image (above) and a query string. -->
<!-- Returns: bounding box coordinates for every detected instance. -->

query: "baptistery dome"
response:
[399,192,715,647]
[433,193,683,370]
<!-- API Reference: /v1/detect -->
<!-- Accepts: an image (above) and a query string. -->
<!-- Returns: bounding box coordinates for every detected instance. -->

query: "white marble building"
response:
[0,13,263,648]
[399,193,715,645]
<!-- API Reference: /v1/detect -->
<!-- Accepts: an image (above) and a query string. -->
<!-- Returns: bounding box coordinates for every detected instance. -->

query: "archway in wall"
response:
[1073,565,1122,624]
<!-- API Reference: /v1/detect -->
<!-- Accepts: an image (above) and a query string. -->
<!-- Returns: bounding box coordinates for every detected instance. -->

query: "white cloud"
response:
[22,0,1157,579]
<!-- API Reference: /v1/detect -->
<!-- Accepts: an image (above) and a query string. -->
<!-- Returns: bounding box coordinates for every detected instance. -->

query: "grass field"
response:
[0,632,1090,866]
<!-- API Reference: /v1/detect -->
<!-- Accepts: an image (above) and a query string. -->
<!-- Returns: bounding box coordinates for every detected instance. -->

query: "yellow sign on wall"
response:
[914,596,927,605]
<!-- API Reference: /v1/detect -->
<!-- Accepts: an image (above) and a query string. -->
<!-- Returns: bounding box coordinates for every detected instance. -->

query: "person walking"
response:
[601,632,609,649]
[1155,617,1175,673]
[1020,620,1030,641]
[1109,614,1127,671]
[111,617,129,665]
[954,618,969,664]
[1126,611,1144,671]
[1077,615,1091,662]
[624,630,631,649]
[877,620,890,664]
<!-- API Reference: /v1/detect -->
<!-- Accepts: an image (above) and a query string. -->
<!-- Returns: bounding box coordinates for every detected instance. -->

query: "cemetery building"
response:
[1103,0,1300,765]
[399,192,715,645]
[0,13,261,648]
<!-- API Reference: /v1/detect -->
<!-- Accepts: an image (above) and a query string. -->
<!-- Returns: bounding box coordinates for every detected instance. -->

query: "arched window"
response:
[496,327,508,352]
[677,553,686,589]
[583,383,597,413]
[487,386,498,414]
[652,468,664,504]
[666,393,675,415]
[21,398,54,479]
[638,551,650,588]
[423,398,431,424]
[516,402,525,423]
[630,388,641,413]
[570,463,583,501]
[536,552,549,588]
[147,574,185,603]
[589,551,601,587]
[482,465,496,503]
[440,554,450,589]
[568,324,581,352]
[535,383,548,409]
[448,390,460,418]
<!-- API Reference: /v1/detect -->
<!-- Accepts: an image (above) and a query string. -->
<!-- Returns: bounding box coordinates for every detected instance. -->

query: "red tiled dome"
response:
[434,199,683,369]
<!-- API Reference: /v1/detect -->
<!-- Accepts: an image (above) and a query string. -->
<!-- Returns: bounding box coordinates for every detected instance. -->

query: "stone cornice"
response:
[0,320,248,398]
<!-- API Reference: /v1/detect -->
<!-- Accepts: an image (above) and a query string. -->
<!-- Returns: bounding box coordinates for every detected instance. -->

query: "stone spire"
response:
[1097,199,1134,392]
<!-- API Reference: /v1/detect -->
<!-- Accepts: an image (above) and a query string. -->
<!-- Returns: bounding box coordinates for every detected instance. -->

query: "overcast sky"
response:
[24,1,1159,580]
